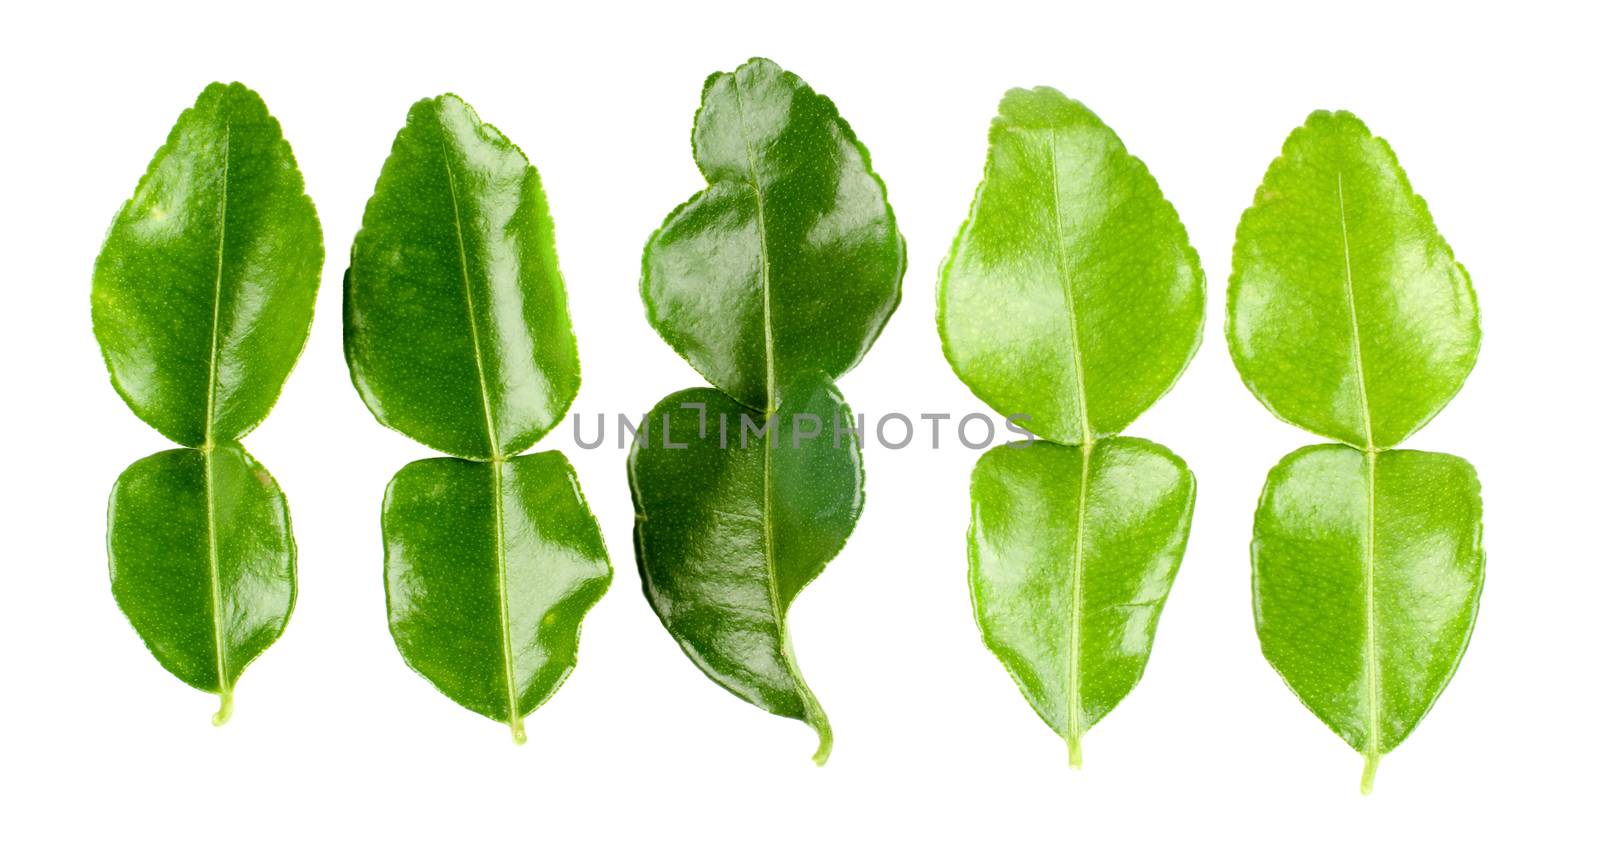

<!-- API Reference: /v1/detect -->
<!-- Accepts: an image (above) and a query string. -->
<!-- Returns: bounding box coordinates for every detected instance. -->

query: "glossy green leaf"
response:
[938,87,1203,445]
[1253,445,1484,792]
[108,444,295,724]
[970,437,1194,765]
[940,89,1203,766]
[1230,112,1485,792]
[384,451,611,743]
[347,94,607,742]
[346,93,579,461]
[92,82,322,448]
[628,375,863,763]
[94,82,316,722]
[642,57,905,411]
[1228,110,1479,450]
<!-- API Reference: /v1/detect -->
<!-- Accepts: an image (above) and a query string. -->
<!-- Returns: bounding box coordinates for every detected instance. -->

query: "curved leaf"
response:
[1253,445,1484,792]
[108,444,295,723]
[628,375,862,763]
[642,57,905,411]
[1228,110,1479,450]
[938,87,1203,445]
[384,451,611,742]
[346,94,579,460]
[970,437,1195,765]
[92,82,322,448]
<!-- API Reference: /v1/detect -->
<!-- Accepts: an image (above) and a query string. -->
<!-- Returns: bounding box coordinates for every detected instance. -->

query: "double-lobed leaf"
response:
[346,94,579,461]
[347,94,609,741]
[642,57,905,412]
[634,58,903,761]
[630,376,862,764]
[1230,111,1484,792]
[93,82,320,721]
[940,88,1203,765]
[938,87,1203,446]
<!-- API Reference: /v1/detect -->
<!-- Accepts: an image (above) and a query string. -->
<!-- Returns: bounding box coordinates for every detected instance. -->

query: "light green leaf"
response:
[1228,110,1479,450]
[108,444,295,724]
[938,87,1203,445]
[628,375,862,764]
[1231,111,1485,792]
[346,93,579,461]
[940,88,1203,766]
[970,437,1195,765]
[1253,445,1484,793]
[384,451,611,743]
[642,57,905,411]
[92,82,322,448]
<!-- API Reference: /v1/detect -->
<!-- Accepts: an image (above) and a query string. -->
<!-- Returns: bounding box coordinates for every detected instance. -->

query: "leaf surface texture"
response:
[940,88,1203,765]
[1230,111,1485,791]
[347,95,608,741]
[93,83,319,720]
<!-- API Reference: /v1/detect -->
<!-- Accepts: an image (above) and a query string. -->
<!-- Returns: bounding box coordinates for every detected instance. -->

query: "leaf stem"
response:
[1361,753,1380,795]
[810,717,833,766]
[1067,734,1083,769]
[212,690,234,727]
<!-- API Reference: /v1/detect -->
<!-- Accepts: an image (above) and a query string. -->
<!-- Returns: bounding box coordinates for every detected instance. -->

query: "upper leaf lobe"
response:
[1227,110,1479,449]
[92,82,322,447]
[346,94,580,460]
[938,87,1203,444]
[642,58,905,410]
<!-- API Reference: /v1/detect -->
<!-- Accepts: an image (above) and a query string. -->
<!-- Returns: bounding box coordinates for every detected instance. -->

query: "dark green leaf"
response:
[346,95,607,741]
[92,82,322,448]
[346,94,579,460]
[970,437,1195,765]
[1253,445,1484,792]
[108,444,295,724]
[938,87,1203,445]
[642,58,905,411]
[384,451,611,742]
[94,82,315,722]
[1228,111,1479,450]
[628,375,862,763]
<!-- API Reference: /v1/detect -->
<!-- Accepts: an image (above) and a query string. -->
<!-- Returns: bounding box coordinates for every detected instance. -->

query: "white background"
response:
[4,1,1595,847]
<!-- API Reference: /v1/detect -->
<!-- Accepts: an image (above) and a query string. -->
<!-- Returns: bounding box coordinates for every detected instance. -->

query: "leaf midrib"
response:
[203,121,232,718]
[440,140,523,741]
[728,73,829,757]
[1337,171,1383,782]
[1042,127,1094,762]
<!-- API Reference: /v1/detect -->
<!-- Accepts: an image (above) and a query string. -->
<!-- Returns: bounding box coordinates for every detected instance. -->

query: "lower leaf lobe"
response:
[384,451,611,734]
[108,444,294,705]
[969,437,1194,759]
[629,376,861,761]
[1253,445,1483,766]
